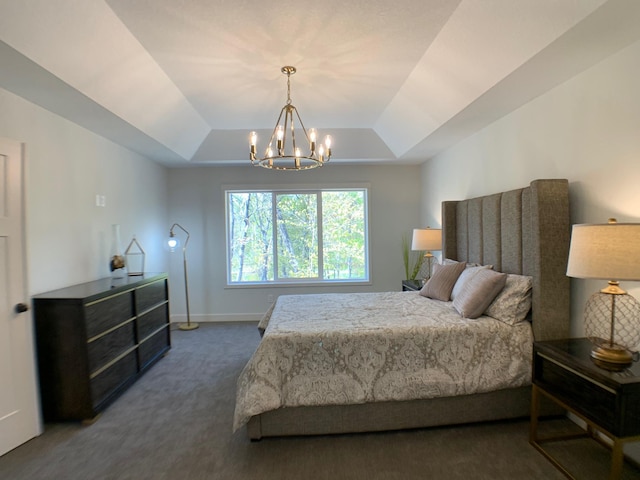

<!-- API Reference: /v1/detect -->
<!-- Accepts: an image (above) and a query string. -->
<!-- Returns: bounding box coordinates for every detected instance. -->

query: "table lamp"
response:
[411,227,443,281]
[566,219,640,369]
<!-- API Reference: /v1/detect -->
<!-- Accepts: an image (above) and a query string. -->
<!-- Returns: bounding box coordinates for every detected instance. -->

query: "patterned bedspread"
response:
[233,291,533,431]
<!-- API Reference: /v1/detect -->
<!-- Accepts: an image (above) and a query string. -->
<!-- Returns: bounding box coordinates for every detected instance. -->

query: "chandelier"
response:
[250,66,332,171]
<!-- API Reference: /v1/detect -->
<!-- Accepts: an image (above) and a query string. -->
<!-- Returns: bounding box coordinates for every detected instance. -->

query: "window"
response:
[226,188,369,284]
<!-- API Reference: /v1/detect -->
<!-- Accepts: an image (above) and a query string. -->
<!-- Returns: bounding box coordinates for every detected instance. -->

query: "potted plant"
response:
[402,233,425,280]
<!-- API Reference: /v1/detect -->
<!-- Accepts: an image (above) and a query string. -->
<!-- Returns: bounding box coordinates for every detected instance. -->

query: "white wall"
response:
[166,164,422,321]
[0,87,169,296]
[420,39,640,338]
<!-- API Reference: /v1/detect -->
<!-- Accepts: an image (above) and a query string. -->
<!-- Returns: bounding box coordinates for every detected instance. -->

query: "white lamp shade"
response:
[566,222,640,281]
[411,228,442,252]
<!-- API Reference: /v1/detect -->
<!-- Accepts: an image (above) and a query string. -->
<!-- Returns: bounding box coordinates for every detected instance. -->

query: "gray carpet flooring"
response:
[1,322,639,479]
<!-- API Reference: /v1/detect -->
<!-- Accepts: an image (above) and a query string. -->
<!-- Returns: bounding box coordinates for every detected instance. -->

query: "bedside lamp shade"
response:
[411,227,442,281]
[411,228,442,253]
[566,219,640,369]
[566,222,640,281]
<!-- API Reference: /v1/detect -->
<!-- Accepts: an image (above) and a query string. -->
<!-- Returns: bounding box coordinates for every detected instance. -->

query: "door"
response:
[0,137,40,456]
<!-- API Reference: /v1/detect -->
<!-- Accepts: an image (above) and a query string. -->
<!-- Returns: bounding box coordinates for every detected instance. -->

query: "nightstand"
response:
[402,280,422,291]
[530,338,640,479]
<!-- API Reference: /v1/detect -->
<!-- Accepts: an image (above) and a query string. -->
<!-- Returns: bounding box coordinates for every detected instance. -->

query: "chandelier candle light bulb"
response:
[250,131,257,156]
[276,125,284,154]
[309,128,317,152]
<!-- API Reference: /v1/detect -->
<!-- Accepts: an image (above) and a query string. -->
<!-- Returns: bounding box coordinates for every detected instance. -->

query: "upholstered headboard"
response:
[442,179,570,341]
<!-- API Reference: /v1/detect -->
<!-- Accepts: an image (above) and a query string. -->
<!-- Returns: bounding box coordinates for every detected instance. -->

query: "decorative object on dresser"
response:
[32,273,170,422]
[249,66,332,171]
[124,235,145,276]
[109,223,127,278]
[411,227,442,281]
[566,219,640,370]
[167,223,198,331]
[531,338,640,479]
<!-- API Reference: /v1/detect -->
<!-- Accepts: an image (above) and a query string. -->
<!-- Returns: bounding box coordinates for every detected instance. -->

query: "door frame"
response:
[0,137,41,456]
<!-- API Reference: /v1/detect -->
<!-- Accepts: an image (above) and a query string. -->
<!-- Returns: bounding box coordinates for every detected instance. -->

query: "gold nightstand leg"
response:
[529,385,577,479]
[529,385,540,443]
[610,439,624,480]
[531,384,640,480]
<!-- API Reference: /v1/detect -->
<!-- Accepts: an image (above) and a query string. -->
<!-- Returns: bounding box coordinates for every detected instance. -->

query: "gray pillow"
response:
[485,274,533,325]
[419,261,466,301]
[451,265,493,300]
[453,269,507,319]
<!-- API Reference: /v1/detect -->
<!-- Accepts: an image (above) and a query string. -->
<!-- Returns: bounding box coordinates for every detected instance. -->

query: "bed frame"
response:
[246,179,570,440]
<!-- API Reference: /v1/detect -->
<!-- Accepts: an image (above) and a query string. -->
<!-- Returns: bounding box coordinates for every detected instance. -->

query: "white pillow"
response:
[485,274,533,325]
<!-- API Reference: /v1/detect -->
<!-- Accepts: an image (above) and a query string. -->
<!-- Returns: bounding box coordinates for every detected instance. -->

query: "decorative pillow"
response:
[453,269,507,319]
[485,274,533,325]
[419,261,466,301]
[443,258,481,268]
[451,264,493,300]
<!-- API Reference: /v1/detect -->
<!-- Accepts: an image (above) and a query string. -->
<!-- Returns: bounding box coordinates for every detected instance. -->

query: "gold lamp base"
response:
[178,322,199,331]
[590,340,633,371]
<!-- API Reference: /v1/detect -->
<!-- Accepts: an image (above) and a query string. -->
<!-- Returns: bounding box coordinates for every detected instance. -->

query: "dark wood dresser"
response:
[33,273,170,422]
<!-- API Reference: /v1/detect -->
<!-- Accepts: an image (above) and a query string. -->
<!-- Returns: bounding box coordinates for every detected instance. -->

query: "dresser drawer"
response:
[136,279,167,312]
[137,304,169,341]
[90,351,138,409]
[85,292,134,339]
[535,352,616,432]
[139,328,170,370]
[87,321,136,375]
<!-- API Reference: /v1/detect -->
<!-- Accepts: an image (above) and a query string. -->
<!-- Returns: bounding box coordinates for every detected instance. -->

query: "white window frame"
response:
[225,186,370,286]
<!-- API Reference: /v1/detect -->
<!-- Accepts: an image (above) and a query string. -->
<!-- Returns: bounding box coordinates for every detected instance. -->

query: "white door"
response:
[0,137,40,456]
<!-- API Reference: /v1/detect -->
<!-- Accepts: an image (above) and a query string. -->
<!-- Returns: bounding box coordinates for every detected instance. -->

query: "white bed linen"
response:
[234,291,533,431]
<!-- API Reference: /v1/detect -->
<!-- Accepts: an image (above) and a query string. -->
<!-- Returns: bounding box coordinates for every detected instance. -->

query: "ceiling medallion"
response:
[250,66,332,171]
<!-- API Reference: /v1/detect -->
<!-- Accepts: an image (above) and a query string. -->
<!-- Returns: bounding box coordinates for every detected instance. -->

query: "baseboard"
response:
[169,313,263,323]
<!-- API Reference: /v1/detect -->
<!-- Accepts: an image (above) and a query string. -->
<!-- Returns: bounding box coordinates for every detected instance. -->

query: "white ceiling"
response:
[1,0,640,167]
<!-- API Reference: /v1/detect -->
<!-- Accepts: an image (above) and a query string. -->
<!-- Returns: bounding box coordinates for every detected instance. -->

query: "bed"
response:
[234,179,570,440]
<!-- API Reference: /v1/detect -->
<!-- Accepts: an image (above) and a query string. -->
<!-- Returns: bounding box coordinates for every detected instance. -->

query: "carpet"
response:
[1,323,639,479]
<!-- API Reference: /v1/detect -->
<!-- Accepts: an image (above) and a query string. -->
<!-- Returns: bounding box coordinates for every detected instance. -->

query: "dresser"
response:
[33,273,171,422]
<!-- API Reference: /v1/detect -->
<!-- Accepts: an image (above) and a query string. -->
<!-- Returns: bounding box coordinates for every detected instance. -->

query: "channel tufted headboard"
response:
[441,179,570,341]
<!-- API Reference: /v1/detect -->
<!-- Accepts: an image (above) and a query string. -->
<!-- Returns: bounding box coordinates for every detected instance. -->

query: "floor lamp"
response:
[167,223,198,331]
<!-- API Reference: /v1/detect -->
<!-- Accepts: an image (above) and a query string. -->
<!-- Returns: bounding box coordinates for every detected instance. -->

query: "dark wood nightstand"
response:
[402,280,422,291]
[530,338,640,479]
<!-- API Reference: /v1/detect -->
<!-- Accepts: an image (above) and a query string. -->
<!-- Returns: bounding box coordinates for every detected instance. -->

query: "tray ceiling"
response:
[1,0,639,167]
